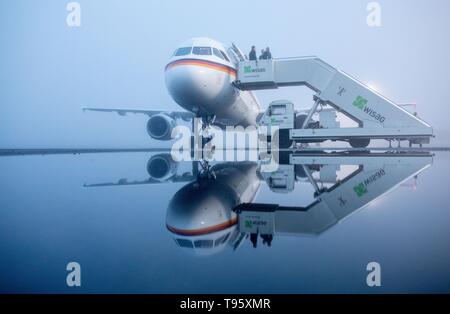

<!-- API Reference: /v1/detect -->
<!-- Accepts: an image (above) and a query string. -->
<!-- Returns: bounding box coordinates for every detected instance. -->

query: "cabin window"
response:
[193,46,212,56]
[220,50,230,62]
[175,239,193,248]
[213,48,224,60]
[174,47,192,56]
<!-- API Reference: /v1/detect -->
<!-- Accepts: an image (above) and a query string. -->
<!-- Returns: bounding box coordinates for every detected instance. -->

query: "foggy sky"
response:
[1,0,450,147]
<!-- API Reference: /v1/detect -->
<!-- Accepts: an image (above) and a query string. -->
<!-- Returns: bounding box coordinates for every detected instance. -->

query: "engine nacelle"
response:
[146,154,178,181]
[147,114,177,141]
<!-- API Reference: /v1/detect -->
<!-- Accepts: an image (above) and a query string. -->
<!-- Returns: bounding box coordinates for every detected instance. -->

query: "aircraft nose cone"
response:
[166,181,236,232]
[165,63,210,113]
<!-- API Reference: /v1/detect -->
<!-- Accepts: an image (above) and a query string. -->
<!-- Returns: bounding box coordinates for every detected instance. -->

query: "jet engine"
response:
[146,154,178,181]
[146,114,177,141]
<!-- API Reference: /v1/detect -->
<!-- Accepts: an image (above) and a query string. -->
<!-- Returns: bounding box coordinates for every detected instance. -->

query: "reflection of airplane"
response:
[166,162,261,255]
[85,158,260,254]
[85,150,433,254]
[84,38,261,141]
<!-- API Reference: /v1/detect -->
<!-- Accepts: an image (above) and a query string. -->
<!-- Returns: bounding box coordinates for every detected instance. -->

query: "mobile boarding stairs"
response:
[234,57,433,148]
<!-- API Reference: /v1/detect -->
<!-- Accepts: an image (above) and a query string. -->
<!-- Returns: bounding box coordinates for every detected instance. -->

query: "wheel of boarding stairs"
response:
[349,138,371,148]
[273,129,293,149]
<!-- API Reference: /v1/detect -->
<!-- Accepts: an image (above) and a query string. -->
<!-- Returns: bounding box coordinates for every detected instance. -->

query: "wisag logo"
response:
[244,65,266,74]
[353,95,386,123]
[353,169,386,197]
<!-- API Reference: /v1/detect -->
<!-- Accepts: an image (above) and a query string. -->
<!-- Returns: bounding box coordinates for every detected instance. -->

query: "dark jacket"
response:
[249,49,257,61]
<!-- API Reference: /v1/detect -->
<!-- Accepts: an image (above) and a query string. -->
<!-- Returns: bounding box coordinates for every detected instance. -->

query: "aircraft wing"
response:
[84,173,197,188]
[84,178,160,187]
[83,107,195,120]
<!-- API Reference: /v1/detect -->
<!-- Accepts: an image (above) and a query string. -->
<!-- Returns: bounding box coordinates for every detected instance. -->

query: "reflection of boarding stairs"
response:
[234,58,433,145]
[236,153,433,235]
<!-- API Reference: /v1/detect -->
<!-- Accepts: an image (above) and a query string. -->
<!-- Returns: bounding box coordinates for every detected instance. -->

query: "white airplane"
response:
[84,37,261,140]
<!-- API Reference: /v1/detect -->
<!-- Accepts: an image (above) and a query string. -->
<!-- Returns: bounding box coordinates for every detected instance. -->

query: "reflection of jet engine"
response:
[146,114,177,140]
[166,162,260,256]
[146,154,178,181]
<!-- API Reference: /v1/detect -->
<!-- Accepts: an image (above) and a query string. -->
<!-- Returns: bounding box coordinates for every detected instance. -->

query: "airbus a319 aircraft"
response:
[84,37,261,141]
[84,37,433,148]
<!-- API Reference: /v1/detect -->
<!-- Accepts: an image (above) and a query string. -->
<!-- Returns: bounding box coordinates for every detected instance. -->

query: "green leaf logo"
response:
[353,96,368,110]
[353,183,368,197]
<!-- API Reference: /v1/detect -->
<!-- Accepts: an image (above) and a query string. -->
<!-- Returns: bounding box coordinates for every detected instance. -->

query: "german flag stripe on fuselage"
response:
[166,216,238,236]
[165,58,237,77]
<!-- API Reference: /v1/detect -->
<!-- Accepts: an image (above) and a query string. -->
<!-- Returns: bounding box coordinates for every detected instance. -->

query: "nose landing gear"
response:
[190,114,217,160]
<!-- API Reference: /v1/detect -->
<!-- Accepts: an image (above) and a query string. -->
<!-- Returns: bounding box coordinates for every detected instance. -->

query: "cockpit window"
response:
[220,50,230,62]
[174,47,192,56]
[175,239,194,248]
[214,233,230,246]
[194,239,213,248]
[193,47,212,56]
[213,48,224,60]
